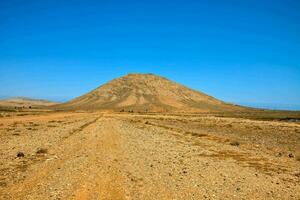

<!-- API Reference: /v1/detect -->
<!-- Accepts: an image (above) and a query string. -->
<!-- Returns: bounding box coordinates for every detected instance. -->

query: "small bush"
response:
[36,148,48,154]
[47,125,56,127]
[230,141,240,146]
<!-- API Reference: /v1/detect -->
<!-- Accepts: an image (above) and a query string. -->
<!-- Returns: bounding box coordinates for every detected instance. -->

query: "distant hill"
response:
[0,97,58,109]
[54,73,246,112]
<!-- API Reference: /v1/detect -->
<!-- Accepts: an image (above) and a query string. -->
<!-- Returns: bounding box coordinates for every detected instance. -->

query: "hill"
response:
[55,73,245,112]
[0,97,58,109]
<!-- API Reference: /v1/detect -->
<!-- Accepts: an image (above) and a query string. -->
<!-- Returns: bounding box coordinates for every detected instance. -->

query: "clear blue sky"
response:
[0,0,299,110]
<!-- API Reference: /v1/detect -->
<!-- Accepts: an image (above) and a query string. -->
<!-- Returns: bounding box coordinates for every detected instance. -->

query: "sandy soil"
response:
[0,97,58,109]
[0,112,299,199]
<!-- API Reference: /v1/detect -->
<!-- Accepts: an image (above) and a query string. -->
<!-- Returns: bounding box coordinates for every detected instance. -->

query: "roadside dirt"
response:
[0,112,299,199]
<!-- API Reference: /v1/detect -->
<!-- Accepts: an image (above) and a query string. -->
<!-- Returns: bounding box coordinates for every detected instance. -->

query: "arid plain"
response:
[0,74,299,200]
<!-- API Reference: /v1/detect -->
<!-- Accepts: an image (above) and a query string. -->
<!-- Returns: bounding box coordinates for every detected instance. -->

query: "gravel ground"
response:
[0,112,299,199]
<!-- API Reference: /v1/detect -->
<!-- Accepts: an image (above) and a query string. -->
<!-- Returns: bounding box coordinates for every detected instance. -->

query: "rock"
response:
[16,152,25,157]
[276,152,282,157]
[288,153,294,158]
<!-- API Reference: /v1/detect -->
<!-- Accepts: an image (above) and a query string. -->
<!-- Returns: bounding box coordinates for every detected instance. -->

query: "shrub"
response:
[36,148,48,154]
[230,141,240,146]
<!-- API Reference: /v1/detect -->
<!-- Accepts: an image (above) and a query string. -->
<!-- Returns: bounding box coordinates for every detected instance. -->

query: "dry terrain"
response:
[0,111,299,200]
[1,74,300,199]
[0,97,58,111]
[54,74,244,112]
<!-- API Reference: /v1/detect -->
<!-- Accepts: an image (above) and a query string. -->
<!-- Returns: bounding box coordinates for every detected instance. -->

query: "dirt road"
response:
[0,112,299,199]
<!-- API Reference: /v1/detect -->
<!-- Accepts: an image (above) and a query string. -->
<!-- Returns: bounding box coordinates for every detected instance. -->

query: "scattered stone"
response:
[16,152,25,158]
[288,153,294,158]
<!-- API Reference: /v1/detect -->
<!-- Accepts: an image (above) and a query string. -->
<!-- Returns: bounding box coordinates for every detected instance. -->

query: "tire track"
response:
[1,115,102,200]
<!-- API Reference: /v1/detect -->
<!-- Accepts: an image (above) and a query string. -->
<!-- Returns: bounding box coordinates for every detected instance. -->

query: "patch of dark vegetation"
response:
[279,118,300,122]
[230,141,240,146]
[36,148,48,154]
[48,120,63,123]
[16,113,27,116]
[47,125,57,127]
[26,127,38,131]
[213,111,300,122]
[29,123,39,127]
[0,181,7,187]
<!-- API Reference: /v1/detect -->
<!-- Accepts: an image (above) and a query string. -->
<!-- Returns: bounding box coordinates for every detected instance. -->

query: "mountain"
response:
[0,97,58,109]
[55,73,245,112]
